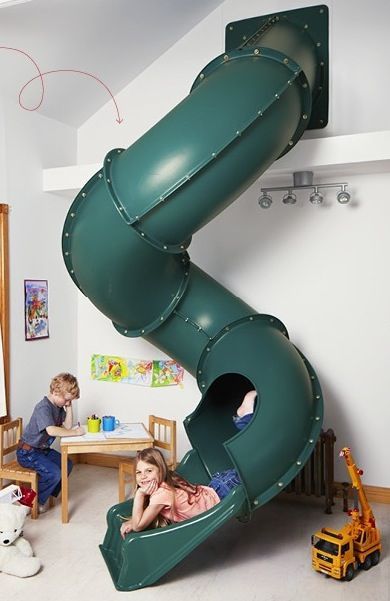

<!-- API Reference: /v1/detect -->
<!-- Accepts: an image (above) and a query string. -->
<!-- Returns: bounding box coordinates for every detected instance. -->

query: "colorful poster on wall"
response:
[91,355,152,386]
[151,360,184,387]
[91,354,184,387]
[24,279,49,340]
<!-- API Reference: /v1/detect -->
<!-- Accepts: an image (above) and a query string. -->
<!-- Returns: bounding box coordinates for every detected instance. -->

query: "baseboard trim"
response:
[72,455,390,504]
[335,481,390,504]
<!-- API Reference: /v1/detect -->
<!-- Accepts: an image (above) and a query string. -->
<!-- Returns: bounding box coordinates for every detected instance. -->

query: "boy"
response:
[16,373,84,512]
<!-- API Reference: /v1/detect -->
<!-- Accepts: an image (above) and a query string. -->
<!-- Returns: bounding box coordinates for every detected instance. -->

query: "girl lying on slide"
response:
[120,447,220,537]
[120,390,257,538]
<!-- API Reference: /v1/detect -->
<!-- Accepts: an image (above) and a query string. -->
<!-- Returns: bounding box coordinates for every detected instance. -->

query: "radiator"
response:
[284,428,336,513]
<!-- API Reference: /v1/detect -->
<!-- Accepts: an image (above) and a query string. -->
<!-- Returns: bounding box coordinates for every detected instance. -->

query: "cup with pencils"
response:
[87,414,101,433]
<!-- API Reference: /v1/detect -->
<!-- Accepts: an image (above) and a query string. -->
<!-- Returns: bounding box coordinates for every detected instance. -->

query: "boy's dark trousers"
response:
[16,446,73,505]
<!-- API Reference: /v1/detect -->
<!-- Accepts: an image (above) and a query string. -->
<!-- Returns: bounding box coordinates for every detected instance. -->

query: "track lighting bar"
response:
[258,171,351,208]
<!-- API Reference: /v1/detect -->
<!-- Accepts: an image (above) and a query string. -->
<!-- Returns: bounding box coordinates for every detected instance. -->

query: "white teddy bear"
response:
[0,503,41,577]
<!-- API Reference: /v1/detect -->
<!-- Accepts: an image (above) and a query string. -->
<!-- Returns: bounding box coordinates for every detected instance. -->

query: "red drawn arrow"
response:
[0,45,44,108]
[0,46,123,124]
[20,69,124,123]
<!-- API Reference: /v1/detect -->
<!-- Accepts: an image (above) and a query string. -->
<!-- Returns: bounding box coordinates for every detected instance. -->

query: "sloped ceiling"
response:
[0,0,225,126]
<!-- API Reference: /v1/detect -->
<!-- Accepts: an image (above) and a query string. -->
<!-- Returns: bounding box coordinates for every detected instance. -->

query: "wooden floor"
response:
[2,464,389,601]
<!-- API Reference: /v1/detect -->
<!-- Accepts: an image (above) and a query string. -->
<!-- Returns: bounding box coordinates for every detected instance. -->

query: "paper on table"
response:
[61,424,149,443]
[103,423,149,439]
[61,432,107,443]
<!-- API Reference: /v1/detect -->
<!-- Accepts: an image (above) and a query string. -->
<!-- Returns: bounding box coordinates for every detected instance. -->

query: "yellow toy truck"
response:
[311,447,381,581]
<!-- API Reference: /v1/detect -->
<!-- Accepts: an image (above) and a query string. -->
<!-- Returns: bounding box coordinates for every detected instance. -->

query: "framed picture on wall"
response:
[24,279,49,340]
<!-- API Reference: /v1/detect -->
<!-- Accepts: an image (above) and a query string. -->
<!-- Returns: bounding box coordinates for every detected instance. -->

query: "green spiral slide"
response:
[62,6,329,591]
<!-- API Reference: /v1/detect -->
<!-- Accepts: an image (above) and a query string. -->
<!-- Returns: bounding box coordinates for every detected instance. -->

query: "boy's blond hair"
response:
[50,373,80,399]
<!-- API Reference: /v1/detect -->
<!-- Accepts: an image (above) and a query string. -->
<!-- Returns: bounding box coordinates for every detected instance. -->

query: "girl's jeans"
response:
[16,447,73,505]
[208,412,254,499]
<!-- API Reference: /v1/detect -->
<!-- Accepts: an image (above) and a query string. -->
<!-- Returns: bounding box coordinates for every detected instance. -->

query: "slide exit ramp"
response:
[100,460,248,592]
[63,6,329,590]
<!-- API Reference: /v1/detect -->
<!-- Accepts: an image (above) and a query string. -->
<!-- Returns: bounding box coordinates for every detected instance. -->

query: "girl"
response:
[120,448,220,538]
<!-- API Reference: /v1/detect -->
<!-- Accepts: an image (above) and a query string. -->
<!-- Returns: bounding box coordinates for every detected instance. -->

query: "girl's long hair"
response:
[134,447,203,526]
[135,447,201,500]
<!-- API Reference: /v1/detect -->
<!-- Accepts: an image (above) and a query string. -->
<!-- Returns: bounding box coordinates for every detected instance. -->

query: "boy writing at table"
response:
[16,373,84,513]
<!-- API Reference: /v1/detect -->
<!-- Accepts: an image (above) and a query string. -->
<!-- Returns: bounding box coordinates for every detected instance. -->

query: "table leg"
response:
[61,445,69,523]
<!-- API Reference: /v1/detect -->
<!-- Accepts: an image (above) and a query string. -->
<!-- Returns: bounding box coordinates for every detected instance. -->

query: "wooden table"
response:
[60,423,153,523]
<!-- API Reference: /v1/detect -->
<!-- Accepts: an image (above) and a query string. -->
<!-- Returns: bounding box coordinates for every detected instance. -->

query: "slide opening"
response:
[186,372,258,476]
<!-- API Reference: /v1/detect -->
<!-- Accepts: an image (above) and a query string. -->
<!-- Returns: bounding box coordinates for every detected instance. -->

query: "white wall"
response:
[1,96,78,425]
[77,0,390,486]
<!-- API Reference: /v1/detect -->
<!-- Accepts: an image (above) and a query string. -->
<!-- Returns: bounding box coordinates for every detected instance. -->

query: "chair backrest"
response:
[0,418,22,467]
[148,415,176,469]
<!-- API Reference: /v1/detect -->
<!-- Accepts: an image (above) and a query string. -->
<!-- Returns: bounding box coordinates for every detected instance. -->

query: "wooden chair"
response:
[118,415,177,502]
[148,415,176,470]
[0,418,39,518]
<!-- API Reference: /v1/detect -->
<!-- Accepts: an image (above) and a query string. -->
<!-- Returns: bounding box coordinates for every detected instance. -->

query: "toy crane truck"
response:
[311,447,381,581]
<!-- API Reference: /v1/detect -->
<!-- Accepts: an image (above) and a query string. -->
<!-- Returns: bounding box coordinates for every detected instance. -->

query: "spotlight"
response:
[282,190,297,204]
[259,172,350,209]
[309,187,323,205]
[258,192,273,209]
[337,189,351,204]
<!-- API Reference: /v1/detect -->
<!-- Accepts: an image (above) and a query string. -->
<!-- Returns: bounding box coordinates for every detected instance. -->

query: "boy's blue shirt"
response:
[21,396,65,448]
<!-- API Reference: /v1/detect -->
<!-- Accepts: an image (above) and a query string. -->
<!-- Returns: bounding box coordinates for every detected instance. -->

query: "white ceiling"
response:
[0,0,225,126]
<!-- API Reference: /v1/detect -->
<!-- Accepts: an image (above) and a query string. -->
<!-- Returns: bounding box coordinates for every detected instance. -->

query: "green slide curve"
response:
[62,6,329,591]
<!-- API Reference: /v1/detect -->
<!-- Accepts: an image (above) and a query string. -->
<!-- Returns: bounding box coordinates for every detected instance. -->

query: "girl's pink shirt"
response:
[148,482,220,522]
